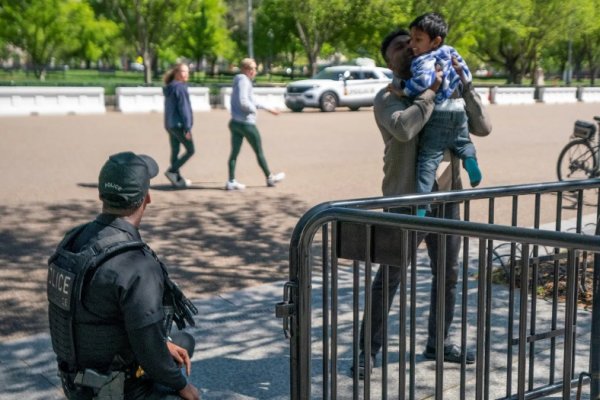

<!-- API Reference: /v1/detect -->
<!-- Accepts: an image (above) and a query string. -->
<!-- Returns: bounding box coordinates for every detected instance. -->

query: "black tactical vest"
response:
[47,225,145,370]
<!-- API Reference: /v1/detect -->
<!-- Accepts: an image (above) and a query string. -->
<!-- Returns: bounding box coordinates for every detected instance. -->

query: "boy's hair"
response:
[380,28,411,61]
[409,12,448,42]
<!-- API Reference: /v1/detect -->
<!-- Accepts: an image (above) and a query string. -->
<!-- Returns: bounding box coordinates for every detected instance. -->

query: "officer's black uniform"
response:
[48,152,196,400]
[66,214,190,398]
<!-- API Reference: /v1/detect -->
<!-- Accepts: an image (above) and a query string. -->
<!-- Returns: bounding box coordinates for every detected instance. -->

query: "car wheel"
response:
[287,105,304,112]
[349,106,360,111]
[319,92,338,112]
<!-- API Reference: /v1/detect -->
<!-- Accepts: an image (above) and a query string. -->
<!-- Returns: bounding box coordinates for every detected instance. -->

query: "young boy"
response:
[404,13,482,215]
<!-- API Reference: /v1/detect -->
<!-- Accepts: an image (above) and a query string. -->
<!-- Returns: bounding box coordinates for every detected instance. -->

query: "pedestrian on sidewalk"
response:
[354,26,492,378]
[163,63,195,188]
[47,152,200,399]
[225,58,285,191]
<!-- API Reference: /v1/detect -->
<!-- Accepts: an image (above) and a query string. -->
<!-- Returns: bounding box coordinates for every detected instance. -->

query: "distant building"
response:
[0,44,27,69]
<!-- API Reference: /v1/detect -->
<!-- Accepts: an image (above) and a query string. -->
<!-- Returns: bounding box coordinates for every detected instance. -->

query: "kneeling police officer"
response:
[47,152,200,400]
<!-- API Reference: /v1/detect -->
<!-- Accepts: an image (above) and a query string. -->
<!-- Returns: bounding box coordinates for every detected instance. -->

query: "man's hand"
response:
[178,382,200,400]
[268,108,280,115]
[167,341,192,376]
[429,67,443,93]
[185,131,192,140]
[167,341,199,399]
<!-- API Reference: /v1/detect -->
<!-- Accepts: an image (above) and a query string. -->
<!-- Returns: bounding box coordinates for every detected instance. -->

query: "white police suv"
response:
[284,65,393,112]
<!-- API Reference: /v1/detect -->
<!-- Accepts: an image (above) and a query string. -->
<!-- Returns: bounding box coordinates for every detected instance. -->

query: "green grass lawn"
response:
[0,69,291,95]
[0,68,596,95]
[0,69,150,95]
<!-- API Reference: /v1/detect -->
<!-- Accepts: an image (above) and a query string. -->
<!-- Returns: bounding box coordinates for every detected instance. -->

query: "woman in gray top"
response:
[226,58,284,190]
[163,63,194,188]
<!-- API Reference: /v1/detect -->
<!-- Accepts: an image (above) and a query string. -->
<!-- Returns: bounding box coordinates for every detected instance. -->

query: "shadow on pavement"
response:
[0,192,306,341]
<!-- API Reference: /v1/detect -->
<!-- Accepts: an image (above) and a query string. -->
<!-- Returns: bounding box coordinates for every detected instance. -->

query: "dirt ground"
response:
[1,103,599,340]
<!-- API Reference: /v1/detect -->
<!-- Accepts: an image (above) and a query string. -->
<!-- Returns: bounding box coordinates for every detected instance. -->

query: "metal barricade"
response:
[277,179,600,399]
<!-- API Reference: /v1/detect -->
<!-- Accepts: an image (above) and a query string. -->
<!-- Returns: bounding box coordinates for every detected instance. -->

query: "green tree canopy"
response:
[177,0,235,75]
[335,0,408,64]
[281,0,356,76]
[68,5,121,68]
[254,0,302,73]
[0,0,103,80]
[0,0,594,86]
[90,0,195,83]
[570,0,600,84]
[473,0,570,84]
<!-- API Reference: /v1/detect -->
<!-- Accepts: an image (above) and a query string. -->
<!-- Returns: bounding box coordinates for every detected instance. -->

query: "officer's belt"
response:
[59,362,137,387]
[60,368,129,399]
[73,369,119,389]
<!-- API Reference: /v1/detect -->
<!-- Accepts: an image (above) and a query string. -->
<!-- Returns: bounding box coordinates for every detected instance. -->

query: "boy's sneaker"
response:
[267,172,285,187]
[464,157,482,187]
[225,180,246,190]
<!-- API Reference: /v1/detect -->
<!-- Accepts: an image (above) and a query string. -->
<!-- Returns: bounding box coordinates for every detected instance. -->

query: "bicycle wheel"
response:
[556,139,597,181]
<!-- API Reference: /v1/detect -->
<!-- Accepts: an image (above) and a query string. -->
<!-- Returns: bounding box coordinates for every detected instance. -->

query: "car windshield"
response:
[313,69,348,80]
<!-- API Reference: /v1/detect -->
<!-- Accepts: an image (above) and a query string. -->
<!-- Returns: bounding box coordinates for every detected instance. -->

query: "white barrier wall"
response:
[474,87,490,105]
[0,87,105,116]
[490,87,536,105]
[579,87,600,103]
[189,87,212,112]
[538,87,578,104]
[116,87,211,113]
[220,87,287,111]
[116,87,163,113]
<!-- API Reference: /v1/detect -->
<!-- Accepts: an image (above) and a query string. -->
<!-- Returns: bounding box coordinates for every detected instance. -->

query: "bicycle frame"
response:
[558,117,600,180]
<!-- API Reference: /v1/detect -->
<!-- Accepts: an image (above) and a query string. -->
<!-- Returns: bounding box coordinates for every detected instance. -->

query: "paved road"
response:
[1,103,598,339]
[0,103,598,398]
[1,103,599,207]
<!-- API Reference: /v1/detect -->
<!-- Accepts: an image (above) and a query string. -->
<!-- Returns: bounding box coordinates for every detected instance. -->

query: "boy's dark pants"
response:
[416,109,475,196]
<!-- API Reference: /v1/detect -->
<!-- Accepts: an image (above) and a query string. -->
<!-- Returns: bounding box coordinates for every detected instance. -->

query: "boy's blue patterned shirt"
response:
[403,45,472,104]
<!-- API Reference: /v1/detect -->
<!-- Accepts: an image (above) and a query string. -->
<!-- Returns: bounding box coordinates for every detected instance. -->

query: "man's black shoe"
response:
[350,352,376,379]
[423,344,475,364]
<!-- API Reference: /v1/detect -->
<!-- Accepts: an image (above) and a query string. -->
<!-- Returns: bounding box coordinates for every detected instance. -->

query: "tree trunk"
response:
[587,50,597,86]
[151,56,159,79]
[209,58,216,77]
[143,49,152,84]
[34,64,46,81]
[295,20,320,78]
[290,51,296,80]
[309,55,318,77]
[530,60,538,86]
[505,62,519,84]
[196,56,202,81]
